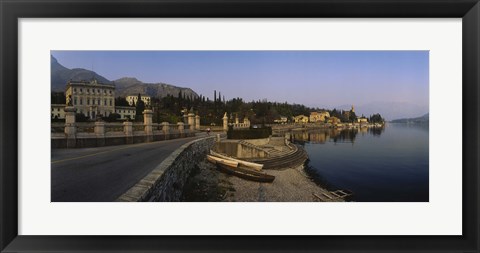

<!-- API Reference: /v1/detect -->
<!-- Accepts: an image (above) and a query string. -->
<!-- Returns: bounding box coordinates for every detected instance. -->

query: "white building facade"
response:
[126,95,151,106]
[65,79,116,119]
[115,106,136,120]
[51,104,66,119]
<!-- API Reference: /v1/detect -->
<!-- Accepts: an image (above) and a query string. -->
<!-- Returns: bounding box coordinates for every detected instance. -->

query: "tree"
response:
[75,113,89,122]
[103,113,121,122]
[135,93,145,121]
[115,97,129,106]
[369,113,385,123]
[348,111,357,122]
[51,92,66,104]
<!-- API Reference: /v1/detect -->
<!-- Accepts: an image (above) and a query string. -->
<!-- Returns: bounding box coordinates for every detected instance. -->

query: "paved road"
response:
[51,134,206,202]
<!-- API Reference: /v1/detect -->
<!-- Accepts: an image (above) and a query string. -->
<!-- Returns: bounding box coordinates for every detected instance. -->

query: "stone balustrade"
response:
[51,107,199,148]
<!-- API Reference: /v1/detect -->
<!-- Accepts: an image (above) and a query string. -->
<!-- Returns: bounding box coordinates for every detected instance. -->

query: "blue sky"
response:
[51,50,429,111]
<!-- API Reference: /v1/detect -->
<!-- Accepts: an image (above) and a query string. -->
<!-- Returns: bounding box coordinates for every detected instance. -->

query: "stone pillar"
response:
[161,122,170,140]
[285,132,291,145]
[216,133,221,142]
[64,106,77,148]
[223,112,228,131]
[123,121,133,144]
[177,122,185,137]
[94,121,106,146]
[235,114,239,124]
[143,109,154,142]
[195,115,200,130]
[188,112,195,131]
[183,114,188,124]
[94,121,105,136]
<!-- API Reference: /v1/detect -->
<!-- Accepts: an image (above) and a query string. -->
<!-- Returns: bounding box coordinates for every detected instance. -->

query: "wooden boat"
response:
[206,155,238,167]
[210,150,263,171]
[216,162,275,183]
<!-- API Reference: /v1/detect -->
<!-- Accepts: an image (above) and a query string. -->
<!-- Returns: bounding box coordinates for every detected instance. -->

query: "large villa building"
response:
[65,79,116,119]
[293,115,309,123]
[53,79,139,120]
[53,79,138,121]
[309,111,330,123]
[115,106,136,120]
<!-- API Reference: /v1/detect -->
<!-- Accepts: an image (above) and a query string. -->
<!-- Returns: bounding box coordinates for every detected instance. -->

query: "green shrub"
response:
[227,126,272,139]
[75,113,89,122]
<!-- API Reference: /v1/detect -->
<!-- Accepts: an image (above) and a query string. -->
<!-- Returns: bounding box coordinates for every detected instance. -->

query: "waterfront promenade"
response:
[51,133,207,202]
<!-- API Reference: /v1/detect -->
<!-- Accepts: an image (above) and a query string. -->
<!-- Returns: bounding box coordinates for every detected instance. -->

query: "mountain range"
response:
[335,101,429,121]
[390,113,429,124]
[51,55,111,91]
[51,55,198,99]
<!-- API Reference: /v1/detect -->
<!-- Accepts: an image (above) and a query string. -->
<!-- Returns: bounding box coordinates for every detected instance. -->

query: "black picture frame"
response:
[1,0,479,252]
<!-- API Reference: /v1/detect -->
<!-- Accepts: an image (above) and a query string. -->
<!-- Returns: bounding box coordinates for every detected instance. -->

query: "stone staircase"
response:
[239,140,260,150]
[250,144,308,169]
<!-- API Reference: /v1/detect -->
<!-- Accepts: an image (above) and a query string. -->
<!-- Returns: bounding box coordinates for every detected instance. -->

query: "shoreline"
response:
[181,157,345,202]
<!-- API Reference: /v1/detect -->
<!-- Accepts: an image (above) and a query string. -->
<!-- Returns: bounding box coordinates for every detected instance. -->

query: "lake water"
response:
[291,123,429,202]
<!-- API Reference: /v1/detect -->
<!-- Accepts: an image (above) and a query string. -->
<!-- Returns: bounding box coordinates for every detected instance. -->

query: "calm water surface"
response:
[291,123,429,202]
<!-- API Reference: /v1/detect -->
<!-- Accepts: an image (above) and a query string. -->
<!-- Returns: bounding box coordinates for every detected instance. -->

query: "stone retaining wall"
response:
[213,140,268,158]
[116,136,216,202]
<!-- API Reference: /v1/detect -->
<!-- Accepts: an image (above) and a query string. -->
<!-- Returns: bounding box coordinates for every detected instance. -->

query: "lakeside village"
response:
[51,79,385,128]
[52,79,385,202]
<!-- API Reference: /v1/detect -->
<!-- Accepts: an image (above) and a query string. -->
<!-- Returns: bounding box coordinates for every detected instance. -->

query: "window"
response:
[87,99,90,105]
[73,88,77,92]
[109,90,112,94]
[80,88,83,93]
[109,99,112,106]
[98,99,101,105]
[74,97,77,105]
[87,89,90,93]
[80,98,83,105]
[92,99,95,105]
[97,89,100,93]
[104,99,107,106]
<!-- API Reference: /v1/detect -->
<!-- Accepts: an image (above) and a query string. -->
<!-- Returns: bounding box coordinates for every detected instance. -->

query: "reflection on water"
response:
[291,127,386,144]
[291,123,428,202]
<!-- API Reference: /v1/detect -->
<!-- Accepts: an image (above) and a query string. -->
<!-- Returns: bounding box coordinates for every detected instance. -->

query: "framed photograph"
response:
[1,0,479,252]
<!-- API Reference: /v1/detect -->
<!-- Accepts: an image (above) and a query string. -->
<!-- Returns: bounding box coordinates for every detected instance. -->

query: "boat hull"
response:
[207,155,239,167]
[216,163,275,183]
[210,150,263,171]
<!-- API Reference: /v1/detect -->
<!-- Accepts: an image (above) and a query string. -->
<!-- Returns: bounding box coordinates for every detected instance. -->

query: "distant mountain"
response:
[51,56,198,99]
[336,101,429,121]
[51,55,111,91]
[113,77,198,99]
[391,113,429,124]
